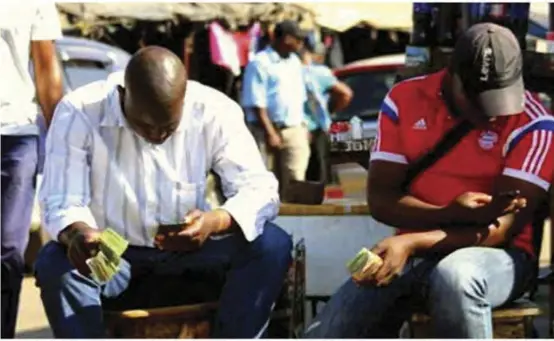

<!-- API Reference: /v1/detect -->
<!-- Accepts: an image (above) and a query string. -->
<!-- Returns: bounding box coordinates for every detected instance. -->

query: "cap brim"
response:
[476,77,525,117]
[292,29,309,40]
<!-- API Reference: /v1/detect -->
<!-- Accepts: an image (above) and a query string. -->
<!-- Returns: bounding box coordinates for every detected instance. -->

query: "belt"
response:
[249,121,294,130]
[273,122,291,130]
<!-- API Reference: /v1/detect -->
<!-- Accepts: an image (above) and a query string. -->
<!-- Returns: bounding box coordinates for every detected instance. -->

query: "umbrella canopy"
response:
[57,2,313,26]
[297,2,550,34]
[294,2,412,32]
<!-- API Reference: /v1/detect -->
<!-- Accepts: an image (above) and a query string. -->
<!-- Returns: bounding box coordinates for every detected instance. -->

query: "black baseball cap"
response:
[450,22,525,117]
[274,20,308,40]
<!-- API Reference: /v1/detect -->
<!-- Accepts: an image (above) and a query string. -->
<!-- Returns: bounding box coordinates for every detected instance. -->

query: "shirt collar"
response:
[100,85,126,128]
[264,46,298,64]
[423,68,447,100]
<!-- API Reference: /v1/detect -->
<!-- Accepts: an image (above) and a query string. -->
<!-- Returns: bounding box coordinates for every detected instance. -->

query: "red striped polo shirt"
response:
[370,70,554,256]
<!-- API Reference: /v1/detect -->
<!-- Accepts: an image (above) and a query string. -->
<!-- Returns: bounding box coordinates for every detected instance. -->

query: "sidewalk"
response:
[15,277,52,338]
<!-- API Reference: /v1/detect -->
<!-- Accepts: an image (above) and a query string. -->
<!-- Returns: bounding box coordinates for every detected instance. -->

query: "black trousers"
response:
[1,135,38,338]
[306,129,331,184]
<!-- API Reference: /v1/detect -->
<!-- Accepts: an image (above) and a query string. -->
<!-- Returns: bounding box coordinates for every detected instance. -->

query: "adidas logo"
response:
[413,118,427,130]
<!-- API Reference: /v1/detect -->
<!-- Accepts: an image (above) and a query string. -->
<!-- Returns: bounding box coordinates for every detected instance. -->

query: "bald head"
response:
[125,46,187,108]
[121,46,187,144]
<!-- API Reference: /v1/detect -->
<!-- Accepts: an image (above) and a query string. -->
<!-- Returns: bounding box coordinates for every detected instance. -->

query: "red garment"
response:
[233,31,250,67]
[371,70,554,256]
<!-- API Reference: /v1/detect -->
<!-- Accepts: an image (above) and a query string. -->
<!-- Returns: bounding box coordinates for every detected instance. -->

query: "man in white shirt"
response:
[0,3,62,337]
[35,46,291,338]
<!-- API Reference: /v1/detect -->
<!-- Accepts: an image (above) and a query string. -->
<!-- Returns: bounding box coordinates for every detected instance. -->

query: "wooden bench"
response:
[103,239,306,338]
[104,302,218,338]
[408,299,542,338]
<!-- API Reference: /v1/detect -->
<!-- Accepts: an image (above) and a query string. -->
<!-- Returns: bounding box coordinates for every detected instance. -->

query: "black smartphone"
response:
[496,190,521,199]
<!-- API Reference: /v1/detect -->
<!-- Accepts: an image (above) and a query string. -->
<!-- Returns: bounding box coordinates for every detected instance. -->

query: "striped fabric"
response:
[502,91,554,191]
[39,73,279,246]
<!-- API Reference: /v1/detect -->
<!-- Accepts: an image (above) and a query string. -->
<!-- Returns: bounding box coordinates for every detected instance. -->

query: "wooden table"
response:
[279,200,370,216]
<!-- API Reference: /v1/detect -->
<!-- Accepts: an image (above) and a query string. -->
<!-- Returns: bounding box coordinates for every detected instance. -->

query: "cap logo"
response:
[480,47,493,82]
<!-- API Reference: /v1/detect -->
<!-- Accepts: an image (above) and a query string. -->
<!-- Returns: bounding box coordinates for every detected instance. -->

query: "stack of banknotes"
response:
[86,228,129,283]
[346,247,383,276]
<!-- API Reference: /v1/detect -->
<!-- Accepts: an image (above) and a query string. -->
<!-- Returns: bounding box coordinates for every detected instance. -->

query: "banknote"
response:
[86,251,117,283]
[87,228,129,283]
[99,228,129,265]
[346,247,383,275]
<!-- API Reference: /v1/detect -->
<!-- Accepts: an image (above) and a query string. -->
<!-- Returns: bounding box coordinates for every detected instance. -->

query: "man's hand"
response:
[267,131,283,150]
[352,234,416,287]
[154,209,231,252]
[60,223,101,276]
[443,191,526,227]
[372,234,416,287]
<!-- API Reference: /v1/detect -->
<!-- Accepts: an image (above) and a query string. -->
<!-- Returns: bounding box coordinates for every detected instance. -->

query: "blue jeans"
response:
[1,135,38,338]
[35,222,292,338]
[304,247,533,338]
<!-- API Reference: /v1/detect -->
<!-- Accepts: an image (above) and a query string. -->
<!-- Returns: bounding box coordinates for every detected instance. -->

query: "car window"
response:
[334,69,398,121]
[63,59,112,90]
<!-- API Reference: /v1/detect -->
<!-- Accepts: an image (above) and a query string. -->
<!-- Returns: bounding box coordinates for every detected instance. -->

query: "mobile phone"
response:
[497,190,521,199]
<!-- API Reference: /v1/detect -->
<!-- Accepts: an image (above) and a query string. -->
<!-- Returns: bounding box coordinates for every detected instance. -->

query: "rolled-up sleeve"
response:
[241,60,268,109]
[208,97,279,241]
[39,99,98,240]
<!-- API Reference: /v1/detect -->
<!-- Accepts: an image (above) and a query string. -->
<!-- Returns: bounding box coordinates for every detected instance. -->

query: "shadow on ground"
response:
[16,327,52,339]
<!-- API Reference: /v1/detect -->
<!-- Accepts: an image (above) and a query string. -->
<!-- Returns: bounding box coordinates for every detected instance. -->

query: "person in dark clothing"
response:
[300,40,352,184]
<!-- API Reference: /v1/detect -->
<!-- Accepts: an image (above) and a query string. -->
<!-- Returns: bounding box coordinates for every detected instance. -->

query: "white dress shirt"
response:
[39,73,280,246]
[0,3,62,135]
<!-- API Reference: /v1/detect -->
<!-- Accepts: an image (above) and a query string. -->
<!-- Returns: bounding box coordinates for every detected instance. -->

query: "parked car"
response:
[30,36,131,93]
[56,36,131,92]
[329,54,405,168]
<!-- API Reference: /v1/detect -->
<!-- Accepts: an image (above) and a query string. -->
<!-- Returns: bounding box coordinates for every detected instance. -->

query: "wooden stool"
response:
[104,302,218,338]
[408,299,542,338]
[104,239,307,338]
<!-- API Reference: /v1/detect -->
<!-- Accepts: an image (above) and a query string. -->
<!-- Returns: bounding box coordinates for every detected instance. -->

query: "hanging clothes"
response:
[233,30,251,68]
[248,22,262,61]
[208,21,240,77]
[325,33,345,69]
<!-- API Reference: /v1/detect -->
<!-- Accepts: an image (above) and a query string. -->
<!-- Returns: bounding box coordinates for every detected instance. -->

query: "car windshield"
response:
[333,69,398,121]
[63,59,112,90]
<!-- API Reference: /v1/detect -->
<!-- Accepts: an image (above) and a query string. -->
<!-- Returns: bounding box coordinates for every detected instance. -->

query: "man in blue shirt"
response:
[301,42,352,184]
[241,20,309,198]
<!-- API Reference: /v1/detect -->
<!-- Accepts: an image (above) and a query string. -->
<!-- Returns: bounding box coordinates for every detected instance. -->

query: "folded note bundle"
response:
[87,228,129,283]
[346,247,383,275]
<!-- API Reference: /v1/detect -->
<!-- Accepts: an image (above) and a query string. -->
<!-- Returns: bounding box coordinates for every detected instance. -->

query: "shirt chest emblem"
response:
[478,130,499,150]
[412,118,427,130]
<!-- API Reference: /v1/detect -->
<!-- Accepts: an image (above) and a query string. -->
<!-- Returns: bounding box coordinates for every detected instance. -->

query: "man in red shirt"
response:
[304,23,554,338]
